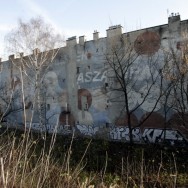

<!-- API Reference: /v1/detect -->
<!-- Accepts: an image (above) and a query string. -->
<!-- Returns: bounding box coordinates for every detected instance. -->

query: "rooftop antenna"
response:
[123,17,127,32]
[108,15,113,27]
[139,18,142,29]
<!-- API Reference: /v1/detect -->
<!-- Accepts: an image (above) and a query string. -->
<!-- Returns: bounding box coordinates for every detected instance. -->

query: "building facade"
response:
[0,13,188,146]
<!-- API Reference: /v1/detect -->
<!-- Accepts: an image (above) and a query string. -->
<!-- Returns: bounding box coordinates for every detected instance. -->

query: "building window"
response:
[77,67,80,74]
[0,63,2,72]
[85,103,88,111]
[105,83,109,87]
[47,104,50,110]
[106,123,109,128]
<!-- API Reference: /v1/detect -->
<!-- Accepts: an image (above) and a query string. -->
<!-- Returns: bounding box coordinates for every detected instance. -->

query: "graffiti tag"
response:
[76,124,99,136]
[110,127,141,142]
[142,129,184,144]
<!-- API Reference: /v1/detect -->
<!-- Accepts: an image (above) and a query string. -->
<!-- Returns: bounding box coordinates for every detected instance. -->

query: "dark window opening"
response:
[106,99,110,109]
[105,83,109,87]
[77,67,80,74]
[84,103,88,111]
[0,63,2,72]
[106,123,109,128]
[47,104,50,110]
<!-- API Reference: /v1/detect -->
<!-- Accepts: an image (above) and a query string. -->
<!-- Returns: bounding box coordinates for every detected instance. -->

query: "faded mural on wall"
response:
[1,14,188,146]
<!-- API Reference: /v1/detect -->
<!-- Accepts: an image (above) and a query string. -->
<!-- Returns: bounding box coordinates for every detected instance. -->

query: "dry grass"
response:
[0,128,188,188]
[0,129,91,188]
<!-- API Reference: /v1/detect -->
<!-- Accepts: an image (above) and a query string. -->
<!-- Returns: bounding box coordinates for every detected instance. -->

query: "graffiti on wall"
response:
[110,127,141,142]
[76,124,99,136]
[22,120,188,146]
[109,126,187,145]
[25,122,72,134]
[142,128,185,144]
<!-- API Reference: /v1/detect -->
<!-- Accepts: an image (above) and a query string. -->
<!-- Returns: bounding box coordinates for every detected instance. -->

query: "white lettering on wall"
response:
[77,71,107,84]
[110,127,141,142]
[24,122,186,146]
[142,129,183,143]
[77,73,84,83]
[76,124,99,136]
[85,72,92,82]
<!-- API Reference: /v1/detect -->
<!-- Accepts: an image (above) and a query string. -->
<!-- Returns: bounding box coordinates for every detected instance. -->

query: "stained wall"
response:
[1,14,188,146]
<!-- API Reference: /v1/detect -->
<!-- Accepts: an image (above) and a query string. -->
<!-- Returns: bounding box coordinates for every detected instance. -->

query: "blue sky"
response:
[1,0,188,59]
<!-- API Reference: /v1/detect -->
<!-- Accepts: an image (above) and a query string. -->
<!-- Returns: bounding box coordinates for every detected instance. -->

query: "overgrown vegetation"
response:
[0,127,187,188]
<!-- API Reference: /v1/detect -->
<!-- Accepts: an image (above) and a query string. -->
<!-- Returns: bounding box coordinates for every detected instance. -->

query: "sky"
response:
[1,0,188,60]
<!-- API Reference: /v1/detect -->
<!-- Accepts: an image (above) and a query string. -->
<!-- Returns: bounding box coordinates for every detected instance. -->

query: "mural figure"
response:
[43,71,66,125]
[77,88,93,126]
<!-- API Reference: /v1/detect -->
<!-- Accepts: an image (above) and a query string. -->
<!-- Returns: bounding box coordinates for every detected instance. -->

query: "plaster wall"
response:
[1,14,188,146]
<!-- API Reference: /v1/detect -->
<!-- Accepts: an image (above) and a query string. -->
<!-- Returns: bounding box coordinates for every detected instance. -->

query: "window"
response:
[77,67,80,74]
[106,123,109,128]
[0,63,3,72]
[47,104,50,110]
[85,103,88,111]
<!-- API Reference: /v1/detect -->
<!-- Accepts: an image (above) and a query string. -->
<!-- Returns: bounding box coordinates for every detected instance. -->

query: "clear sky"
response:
[1,0,188,59]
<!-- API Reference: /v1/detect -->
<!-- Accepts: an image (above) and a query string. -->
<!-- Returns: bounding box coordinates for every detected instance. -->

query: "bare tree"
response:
[163,38,188,131]
[0,81,23,124]
[5,17,64,131]
[105,35,169,144]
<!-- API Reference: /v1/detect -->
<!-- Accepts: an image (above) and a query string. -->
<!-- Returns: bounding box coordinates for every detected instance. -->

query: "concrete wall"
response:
[1,14,188,146]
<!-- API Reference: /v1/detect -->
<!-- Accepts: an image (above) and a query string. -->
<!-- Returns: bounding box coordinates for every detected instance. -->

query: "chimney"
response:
[9,54,15,61]
[106,25,122,38]
[79,36,85,45]
[66,36,77,47]
[168,12,180,24]
[93,31,99,40]
[168,13,181,33]
[20,52,24,57]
